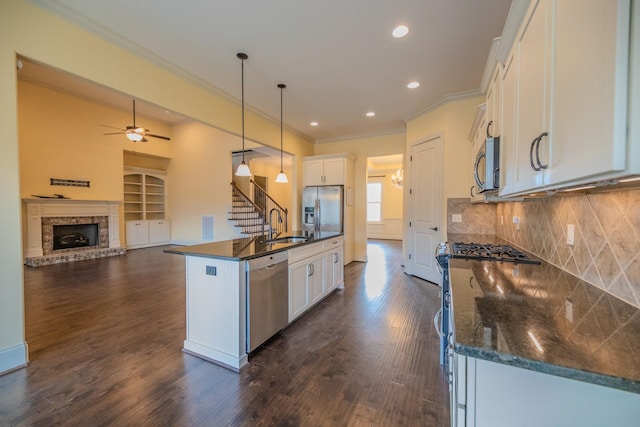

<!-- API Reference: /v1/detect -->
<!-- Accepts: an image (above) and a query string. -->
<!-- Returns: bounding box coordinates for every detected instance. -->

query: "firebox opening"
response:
[53,223,99,250]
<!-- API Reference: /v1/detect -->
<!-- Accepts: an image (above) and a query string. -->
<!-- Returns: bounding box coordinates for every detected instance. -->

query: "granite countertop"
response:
[447,235,640,394]
[164,231,342,261]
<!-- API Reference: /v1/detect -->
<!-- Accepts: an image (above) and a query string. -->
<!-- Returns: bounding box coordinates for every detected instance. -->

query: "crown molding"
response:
[315,127,406,144]
[479,37,501,94]
[404,89,482,123]
[495,0,532,63]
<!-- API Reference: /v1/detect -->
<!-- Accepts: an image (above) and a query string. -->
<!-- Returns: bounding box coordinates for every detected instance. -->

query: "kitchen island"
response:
[165,231,343,371]
[445,235,640,426]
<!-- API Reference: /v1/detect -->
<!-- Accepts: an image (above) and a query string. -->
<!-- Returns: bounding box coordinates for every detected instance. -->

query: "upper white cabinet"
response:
[485,64,501,139]
[500,0,635,196]
[303,156,345,186]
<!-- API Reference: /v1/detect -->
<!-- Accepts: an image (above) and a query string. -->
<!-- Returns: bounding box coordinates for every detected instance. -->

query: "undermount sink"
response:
[266,236,309,244]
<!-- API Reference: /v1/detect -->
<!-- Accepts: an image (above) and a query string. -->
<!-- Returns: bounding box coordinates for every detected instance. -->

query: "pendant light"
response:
[235,52,252,177]
[275,83,288,184]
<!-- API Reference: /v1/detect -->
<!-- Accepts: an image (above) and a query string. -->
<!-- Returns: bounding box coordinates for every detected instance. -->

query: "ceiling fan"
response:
[101,100,171,142]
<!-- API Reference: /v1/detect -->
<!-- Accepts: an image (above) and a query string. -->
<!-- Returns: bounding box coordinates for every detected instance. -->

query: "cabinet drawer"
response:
[288,241,325,264]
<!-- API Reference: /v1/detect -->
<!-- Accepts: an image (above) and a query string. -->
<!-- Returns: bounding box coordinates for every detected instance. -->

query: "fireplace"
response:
[42,215,109,254]
[53,223,99,250]
[23,198,125,266]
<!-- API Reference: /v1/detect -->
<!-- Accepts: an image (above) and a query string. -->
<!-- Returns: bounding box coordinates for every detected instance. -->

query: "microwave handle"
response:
[474,151,485,188]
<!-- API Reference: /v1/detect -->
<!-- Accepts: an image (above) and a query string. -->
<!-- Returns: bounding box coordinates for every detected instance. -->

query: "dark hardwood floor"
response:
[0,239,449,426]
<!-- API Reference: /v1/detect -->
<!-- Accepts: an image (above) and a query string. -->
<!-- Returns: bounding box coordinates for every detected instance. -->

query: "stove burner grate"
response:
[451,242,540,264]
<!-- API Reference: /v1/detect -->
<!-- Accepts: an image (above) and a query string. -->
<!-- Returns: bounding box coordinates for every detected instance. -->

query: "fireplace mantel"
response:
[23,199,122,261]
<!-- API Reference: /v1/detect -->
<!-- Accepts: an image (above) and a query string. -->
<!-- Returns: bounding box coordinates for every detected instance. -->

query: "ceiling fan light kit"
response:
[102,99,171,142]
[276,83,288,184]
[235,52,252,177]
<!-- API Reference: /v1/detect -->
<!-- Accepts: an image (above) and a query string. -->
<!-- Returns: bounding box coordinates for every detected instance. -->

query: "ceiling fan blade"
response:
[103,132,124,135]
[100,124,125,131]
[146,133,171,141]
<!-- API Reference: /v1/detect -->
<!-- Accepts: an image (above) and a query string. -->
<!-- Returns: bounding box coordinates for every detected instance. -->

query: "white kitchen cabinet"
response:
[451,354,640,427]
[468,106,487,202]
[485,64,501,139]
[288,253,324,321]
[288,236,344,322]
[303,156,345,186]
[499,52,517,196]
[307,254,325,306]
[289,260,310,321]
[500,0,633,196]
[324,237,344,292]
[506,0,549,195]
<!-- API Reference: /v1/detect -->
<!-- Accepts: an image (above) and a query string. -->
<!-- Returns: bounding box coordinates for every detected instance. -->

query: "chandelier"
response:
[391,168,403,187]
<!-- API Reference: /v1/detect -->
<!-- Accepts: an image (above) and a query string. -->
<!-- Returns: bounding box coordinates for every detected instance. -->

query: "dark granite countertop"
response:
[164,231,342,261]
[447,234,640,394]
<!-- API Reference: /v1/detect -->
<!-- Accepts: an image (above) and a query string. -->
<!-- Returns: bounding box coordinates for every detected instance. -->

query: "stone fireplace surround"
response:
[23,199,125,266]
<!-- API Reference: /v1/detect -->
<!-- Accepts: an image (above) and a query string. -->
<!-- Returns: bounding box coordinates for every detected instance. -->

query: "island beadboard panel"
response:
[495,188,640,308]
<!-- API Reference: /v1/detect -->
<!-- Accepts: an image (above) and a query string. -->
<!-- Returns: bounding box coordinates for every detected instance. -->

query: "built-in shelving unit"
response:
[123,169,170,248]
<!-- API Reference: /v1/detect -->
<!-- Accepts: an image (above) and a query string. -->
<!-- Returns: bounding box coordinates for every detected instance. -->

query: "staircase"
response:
[229,181,288,238]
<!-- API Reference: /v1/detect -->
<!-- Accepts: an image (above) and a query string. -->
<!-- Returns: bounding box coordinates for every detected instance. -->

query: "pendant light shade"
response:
[235,52,252,177]
[275,83,288,184]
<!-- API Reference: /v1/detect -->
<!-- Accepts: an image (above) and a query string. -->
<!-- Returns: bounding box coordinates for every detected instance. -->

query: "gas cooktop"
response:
[449,242,541,264]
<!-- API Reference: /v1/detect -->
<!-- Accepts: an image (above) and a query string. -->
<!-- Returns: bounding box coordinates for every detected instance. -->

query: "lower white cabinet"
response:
[325,243,344,293]
[450,353,640,427]
[125,220,149,247]
[288,236,343,322]
[125,219,171,248]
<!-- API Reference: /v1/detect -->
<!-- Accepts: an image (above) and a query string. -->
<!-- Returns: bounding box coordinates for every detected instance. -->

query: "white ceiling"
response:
[29,0,513,142]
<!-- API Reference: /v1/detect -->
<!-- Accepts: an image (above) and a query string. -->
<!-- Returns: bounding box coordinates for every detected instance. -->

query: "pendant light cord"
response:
[280,85,283,170]
[241,57,245,164]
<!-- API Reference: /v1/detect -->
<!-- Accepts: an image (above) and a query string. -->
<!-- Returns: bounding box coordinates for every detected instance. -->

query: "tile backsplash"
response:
[447,198,496,235]
[495,189,640,308]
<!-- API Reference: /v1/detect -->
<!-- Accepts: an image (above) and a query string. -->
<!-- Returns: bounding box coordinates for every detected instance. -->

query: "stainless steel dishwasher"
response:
[246,250,289,353]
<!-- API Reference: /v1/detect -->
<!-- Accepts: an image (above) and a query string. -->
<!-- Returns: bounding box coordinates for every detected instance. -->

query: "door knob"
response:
[430,227,438,232]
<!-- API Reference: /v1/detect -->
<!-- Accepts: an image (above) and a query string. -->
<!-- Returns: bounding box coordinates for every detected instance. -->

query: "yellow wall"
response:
[18,80,172,201]
[249,160,294,233]
[0,0,314,372]
[373,168,404,220]
[406,96,483,234]
[314,132,406,261]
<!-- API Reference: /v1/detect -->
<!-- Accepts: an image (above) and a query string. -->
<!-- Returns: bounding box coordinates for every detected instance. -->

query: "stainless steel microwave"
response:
[474,136,500,192]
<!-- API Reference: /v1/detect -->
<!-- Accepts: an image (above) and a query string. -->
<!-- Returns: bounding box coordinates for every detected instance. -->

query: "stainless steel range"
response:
[434,241,540,366]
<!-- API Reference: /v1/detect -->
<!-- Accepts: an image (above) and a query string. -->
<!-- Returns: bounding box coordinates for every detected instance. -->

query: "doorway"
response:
[366,154,404,240]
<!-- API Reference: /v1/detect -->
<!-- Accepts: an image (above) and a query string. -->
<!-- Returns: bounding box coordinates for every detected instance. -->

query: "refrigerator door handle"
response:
[315,199,320,231]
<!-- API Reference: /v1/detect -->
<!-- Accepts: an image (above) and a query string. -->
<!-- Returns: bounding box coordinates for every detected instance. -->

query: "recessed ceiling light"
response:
[366,112,375,117]
[392,25,409,38]
[310,121,319,126]
[407,81,420,89]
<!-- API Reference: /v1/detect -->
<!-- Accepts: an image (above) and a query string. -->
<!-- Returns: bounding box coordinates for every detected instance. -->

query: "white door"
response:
[407,136,443,284]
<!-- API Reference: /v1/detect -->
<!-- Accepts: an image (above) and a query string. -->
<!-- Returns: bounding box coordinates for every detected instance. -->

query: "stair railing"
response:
[230,182,266,236]
[250,179,288,239]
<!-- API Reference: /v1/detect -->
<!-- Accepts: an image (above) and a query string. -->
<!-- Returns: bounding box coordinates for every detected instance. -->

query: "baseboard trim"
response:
[183,340,247,372]
[0,342,29,376]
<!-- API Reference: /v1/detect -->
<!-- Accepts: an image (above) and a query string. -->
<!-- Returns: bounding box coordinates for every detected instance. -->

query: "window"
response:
[367,181,382,222]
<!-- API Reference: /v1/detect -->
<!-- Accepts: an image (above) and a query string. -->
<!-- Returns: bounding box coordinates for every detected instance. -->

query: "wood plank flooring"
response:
[0,239,449,426]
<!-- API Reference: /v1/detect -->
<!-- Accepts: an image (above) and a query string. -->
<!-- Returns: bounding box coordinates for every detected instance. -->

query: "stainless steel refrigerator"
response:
[302,186,343,233]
